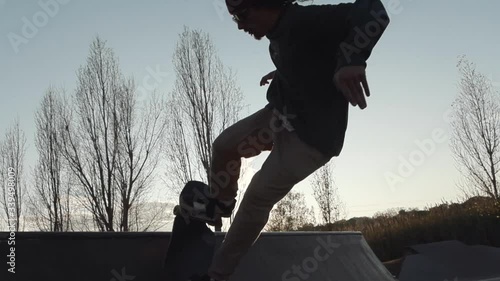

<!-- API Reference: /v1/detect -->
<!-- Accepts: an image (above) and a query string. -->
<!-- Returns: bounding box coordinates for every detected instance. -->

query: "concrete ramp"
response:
[398,240,500,281]
[230,232,395,281]
[0,231,394,281]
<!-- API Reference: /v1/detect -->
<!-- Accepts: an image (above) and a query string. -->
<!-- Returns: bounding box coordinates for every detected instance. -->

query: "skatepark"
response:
[2,0,500,280]
[1,231,500,281]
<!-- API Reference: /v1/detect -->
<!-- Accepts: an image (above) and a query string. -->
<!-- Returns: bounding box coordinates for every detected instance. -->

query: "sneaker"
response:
[214,199,236,218]
[178,181,236,223]
[180,198,236,224]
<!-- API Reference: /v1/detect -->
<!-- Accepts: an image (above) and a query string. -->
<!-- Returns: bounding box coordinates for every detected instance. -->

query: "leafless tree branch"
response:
[451,55,499,201]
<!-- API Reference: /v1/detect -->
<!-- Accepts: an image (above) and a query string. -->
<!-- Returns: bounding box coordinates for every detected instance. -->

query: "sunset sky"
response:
[1,0,499,221]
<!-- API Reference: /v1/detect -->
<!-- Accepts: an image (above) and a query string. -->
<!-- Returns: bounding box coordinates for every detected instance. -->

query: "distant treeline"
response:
[300,196,500,261]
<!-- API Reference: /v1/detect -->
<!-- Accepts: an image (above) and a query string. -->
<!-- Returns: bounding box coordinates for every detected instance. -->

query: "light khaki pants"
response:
[208,107,330,280]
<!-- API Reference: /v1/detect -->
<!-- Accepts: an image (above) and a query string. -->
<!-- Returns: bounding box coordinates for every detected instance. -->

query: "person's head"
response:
[225,0,295,40]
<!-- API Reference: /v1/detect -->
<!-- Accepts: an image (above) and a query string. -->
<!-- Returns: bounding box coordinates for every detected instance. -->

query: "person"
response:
[185,0,390,280]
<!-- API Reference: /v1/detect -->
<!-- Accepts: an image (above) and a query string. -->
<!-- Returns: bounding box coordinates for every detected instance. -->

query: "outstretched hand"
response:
[260,71,276,86]
[334,66,371,109]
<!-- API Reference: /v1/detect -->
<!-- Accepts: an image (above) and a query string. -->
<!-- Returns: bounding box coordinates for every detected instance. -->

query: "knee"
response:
[243,185,285,213]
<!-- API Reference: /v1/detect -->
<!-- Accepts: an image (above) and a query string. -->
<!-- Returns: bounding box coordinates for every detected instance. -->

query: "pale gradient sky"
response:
[1,0,499,219]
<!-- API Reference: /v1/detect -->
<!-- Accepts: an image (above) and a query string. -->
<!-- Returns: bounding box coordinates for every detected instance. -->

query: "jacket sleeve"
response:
[334,0,390,72]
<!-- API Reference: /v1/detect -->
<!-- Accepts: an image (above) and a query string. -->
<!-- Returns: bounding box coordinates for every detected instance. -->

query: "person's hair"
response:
[254,0,313,9]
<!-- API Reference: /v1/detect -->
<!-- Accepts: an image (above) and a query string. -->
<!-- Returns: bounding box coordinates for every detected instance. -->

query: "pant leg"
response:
[208,129,331,280]
[210,107,275,201]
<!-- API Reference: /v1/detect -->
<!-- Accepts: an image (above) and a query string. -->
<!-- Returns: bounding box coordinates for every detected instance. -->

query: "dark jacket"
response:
[265,0,390,157]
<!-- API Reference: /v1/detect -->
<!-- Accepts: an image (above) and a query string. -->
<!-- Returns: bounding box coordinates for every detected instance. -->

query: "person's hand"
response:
[260,71,276,86]
[334,66,370,109]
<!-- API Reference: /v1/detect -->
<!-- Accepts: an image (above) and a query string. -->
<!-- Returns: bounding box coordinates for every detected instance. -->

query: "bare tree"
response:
[266,191,315,231]
[128,201,172,232]
[114,90,169,231]
[451,56,500,201]
[311,161,346,225]
[165,26,244,194]
[0,119,27,231]
[29,87,73,231]
[60,36,168,231]
[164,100,196,193]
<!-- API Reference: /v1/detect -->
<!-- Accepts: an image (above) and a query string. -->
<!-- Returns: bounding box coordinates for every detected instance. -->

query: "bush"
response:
[303,196,500,261]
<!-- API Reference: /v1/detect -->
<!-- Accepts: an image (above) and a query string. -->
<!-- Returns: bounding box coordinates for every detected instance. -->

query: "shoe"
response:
[179,198,236,224]
[178,181,236,224]
[215,199,236,218]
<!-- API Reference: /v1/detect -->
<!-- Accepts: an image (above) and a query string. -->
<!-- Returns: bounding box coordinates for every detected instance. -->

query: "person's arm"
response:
[311,0,389,109]
[334,0,390,72]
[260,70,276,86]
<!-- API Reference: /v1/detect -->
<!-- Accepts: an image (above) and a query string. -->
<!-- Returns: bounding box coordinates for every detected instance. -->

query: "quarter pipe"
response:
[0,231,394,281]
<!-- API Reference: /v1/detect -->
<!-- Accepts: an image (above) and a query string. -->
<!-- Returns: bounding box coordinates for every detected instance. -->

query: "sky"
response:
[1,0,499,220]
